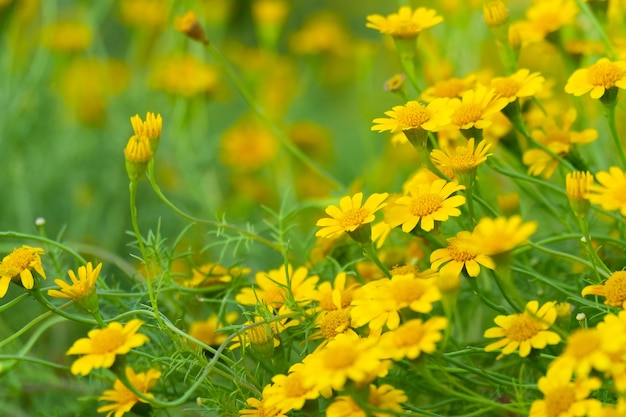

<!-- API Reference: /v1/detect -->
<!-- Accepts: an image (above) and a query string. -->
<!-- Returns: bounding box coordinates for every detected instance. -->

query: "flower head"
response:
[430,138,492,186]
[188,313,237,348]
[582,271,626,308]
[0,245,46,297]
[585,166,626,216]
[316,192,388,242]
[483,0,509,28]
[47,262,101,313]
[489,69,545,103]
[98,367,161,417]
[174,10,209,45]
[421,75,476,102]
[386,179,465,233]
[471,215,537,256]
[566,171,593,217]
[149,54,220,97]
[447,85,509,131]
[378,316,448,361]
[430,231,496,278]
[124,135,152,181]
[366,7,443,39]
[326,384,407,417]
[484,300,561,359]
[264,363,319,413]
[66,319,150,376]
[565,58,626,100]
[130,112,162,153]
[41,21,93,53]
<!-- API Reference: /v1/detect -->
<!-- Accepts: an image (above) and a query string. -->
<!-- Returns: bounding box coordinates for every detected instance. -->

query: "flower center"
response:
[434,79,466,98]
[506,314,540,342]
[492,78,519,98]
[587,60,624,87]
[320,290,352,311]
[323,347,356,369]
[452,103,483,127]
[393,325,425,347]
[340,207,370,229]
[396,102,431,129]
[91,327,125,354]
[389,279,425,305]
[319,310,352,339]
[544,386,576,417]
[2,248,34,270]
[448,245,477,262]
[409,193,442,216]
[604,272,626,307]
[450,154,477,171]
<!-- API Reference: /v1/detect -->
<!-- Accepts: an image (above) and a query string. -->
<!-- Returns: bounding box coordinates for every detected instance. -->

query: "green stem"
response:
[466,277,509,315]
[575,0,617,59]
[30,287,97,325]
[206,45,342,189]
[0,231,87,264]
[361,242,392,278]
[527,242,610,279]
[603,102,626,168]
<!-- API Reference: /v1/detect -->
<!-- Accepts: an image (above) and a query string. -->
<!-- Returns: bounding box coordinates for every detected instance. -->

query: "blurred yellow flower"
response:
[0,245,45,297]
[585,166,626,215]
[289,12,349,55]
[471,215,537,256]
[489,69,545,103]
[66,319,149,376]
[430,231,495,278]
[98,367,161,417]
[483,0,509,28]
[448,85,509,130]
[119,0,169,29]
[124,135,152,181]
[252,0,289,26]
[40,21,92,53]
[421,75,476,102]
[378,317,448,361]
[582,271,626,308]
[326,384,407,417]
[188,313,237,348]
[47,262,101,313]
[149,54,220,97]
[315,192,388,239]
[484,300,561,359]
[220,117,279,172]
[366,6,443,39]
[182,263,250,288]
[566,171,593,217]
[264,363,319,413]
[565,57,626,99]
[174,10,208,45]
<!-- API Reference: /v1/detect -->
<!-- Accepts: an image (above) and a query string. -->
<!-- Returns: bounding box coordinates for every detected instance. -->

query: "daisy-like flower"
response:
[66,319,150,376]
[552,327,614,377]
[484,300,561,359]
[529,366,601,417]
[240,385,287,417]
[430,138,492,187]
[235,264,319,310]
[378,316,448,361]
[366,6,443,40]
[174,10,208,45]
[385,179,465,233]
[300,332,390,392]
[483,0,509,29]
[522,109,597,179]
[0,245,46,297]
[181,263,250,288]
[310,272,358,312]
[351,273,441,330]
[130,112,162,152]
[97,367,161,417]
[471,215,537,256]
[565,57,626,100]
[447,85,509,131]
[315,192,389,243]
[47,262,101,314]
[566,171,593,217]
[326,384,407,417]
[585,166,626,216]
[582,271,626,308]
[489,69,545,103]
[312,308,354,341]
[421,75,476,102]
[188,312,237,348]
[264,363,319,413]
[124,135,152,181]
[430,231,496,278]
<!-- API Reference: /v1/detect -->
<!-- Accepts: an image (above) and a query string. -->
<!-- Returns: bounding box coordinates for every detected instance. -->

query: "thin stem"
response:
[575,0,617,60]
[361,242,392,278]
[0,231,87,264]
[527,241,610,279]
[603,102,626,168]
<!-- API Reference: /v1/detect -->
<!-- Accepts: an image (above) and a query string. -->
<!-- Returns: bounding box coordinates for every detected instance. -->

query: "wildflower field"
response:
[4,0,626,416]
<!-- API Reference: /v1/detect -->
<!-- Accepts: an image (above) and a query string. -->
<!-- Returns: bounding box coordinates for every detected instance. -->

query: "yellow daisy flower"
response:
[240,386,287,417]
[529,366,601,417]
[553,327,614,377]
[582,271,626,308]
[386,179,465,233]
[97,367,161,417]
[326,384,407,417]
[366,6,443,39]
[47,262,101,314]
[40,21,93,53]
[430,138,492,186]
[566,171,593,217]
[0,245,46,297]
[130,111,162,152]
[447,85,509,130]
[471,215,537,256]
[188,313,237,348]
[420,74,476,102]
[565,57,626,99]
[310,271,357,312]
[378,316,448,361]
[181,263,250,288]
[484,300,561,359]
[315,192,389,240]
[430,231,496,278]
[66,319,150,376]
[585,166,626,216]
[489,68,545,103]
[264,363,319,413]
[371,99,453,134]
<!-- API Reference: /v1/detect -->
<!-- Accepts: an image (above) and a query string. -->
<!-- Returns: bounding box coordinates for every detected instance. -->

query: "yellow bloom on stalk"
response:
[385,179,465,233]
[582,271,626,308]
[40,21,93,53]
[236,264,319,310]
[483,0,509,28]
[430,138,492,184]
[240,387,287,417]
[430,231,496,278]
[263,363,319,414]
[220,118,279,172]
[585,166,626,216]
[315,192,389,241]
[489,69,545,103]
[119,0,168,29]
[66,319,149,376]
[448,85,509,131]
[565,58,626,100]
[149,54,220,97]
[471,215,537,256]
[97,367,161,417]
[553,327,614,377]
[130,112,162,153]
[351,273,441,330]
[174,10,209,45]
[523,109,597,179]
[378,316,448,361]
[47,262,101,313]
[421,75,476,102]
[301,332,390,392]
[182,263,250,288]
[566,171,593,217]
[326,384,407,417]
[124,135,153,182]
[512,0,579,47]
[366,6,443,39]
[484,300,561,359]
[0,245,46,297]
[372,99,452,134]
[529,366,601,417]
